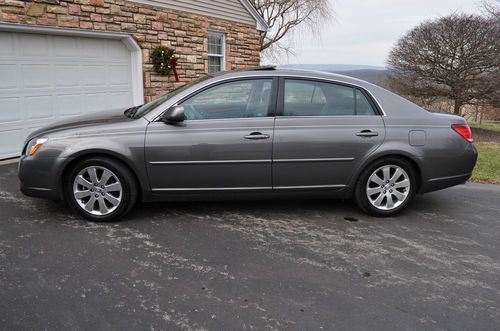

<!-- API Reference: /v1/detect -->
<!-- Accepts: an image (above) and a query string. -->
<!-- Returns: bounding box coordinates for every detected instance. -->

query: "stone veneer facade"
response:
[0,0,262,101]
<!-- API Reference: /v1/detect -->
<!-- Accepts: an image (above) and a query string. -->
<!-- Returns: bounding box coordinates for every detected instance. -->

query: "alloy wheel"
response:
[366,164,410,211]
[72,166,123,216]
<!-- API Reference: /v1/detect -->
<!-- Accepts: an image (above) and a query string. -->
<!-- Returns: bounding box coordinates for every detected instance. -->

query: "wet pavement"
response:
[1,162,499,330]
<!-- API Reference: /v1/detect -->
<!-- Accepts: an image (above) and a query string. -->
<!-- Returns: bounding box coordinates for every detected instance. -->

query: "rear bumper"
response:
[419,143,478,193]
[18,155,66,201]
[420,172,472,193]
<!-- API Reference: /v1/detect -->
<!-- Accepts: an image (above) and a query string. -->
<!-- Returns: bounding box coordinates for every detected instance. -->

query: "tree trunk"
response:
[453,100,462,115]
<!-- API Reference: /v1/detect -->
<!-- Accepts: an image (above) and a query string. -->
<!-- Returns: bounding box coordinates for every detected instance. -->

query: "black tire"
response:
[64,156,138,222]
[354,157,417,217]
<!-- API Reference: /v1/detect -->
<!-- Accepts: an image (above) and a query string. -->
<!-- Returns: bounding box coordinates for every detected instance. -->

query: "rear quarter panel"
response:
[376,113,477,193]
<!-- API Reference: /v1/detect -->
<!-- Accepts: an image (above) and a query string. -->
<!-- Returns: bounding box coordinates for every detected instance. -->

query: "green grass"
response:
[471,142,500,183]
[468,122,500,133]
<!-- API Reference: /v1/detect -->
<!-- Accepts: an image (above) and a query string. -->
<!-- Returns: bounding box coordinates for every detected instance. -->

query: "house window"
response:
[208,31,225,73]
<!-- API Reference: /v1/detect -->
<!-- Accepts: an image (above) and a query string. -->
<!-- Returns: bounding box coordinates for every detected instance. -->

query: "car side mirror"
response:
[161,106,186,123]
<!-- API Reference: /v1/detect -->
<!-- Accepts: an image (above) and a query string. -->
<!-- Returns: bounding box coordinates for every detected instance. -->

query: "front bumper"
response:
[18,155,67,201]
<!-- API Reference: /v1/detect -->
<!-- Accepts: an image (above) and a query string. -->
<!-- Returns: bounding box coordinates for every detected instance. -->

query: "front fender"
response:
[54,134,149,198]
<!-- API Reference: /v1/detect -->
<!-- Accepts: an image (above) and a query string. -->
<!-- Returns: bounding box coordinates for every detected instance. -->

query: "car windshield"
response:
[125,75,212,119]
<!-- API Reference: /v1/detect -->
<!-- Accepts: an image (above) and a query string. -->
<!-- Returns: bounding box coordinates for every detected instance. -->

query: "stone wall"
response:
[0,0,262,101]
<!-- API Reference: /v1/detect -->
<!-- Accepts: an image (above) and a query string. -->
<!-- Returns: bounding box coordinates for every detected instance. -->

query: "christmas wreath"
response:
[151,47,175,76]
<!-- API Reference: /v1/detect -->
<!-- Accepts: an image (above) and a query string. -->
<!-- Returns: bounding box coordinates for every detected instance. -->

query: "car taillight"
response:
[451,124,473,143]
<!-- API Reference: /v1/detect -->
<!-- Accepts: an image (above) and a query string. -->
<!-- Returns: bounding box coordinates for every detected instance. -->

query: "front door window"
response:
[180,79,273,120]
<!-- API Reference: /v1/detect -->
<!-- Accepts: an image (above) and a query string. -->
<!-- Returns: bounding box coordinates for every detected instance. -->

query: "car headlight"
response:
[25,137,49,156]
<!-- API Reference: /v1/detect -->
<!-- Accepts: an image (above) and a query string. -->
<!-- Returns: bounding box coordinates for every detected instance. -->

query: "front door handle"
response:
[244,132,270,140]
[356,130,379,137]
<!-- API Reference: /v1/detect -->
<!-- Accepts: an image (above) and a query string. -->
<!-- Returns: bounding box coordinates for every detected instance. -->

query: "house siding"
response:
[0,0,261,101]
[127,0,256,26]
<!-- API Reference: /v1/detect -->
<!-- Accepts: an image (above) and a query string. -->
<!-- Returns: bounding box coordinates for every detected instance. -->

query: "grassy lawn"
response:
[468,122,500,133]
[471,142,500,183]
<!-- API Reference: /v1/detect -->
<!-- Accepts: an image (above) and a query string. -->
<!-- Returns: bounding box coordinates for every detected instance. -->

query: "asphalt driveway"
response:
[1,161,499,330]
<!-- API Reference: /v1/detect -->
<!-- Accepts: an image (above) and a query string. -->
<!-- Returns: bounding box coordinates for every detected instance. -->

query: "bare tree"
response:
[387,14,499,115]
[251,0,333,59]
[480,0,500,110]
[482,0,500,20]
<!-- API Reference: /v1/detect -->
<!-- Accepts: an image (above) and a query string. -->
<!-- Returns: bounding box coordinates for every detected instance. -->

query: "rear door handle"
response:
[356,130,379,137]
[244,132,270,140]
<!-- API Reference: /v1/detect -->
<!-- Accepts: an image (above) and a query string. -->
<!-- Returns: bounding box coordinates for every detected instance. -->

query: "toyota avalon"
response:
[18,67,478,221]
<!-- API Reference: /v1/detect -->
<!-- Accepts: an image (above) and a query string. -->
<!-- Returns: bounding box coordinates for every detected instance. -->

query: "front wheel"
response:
[354,157,417,217]
[64,157,138,222]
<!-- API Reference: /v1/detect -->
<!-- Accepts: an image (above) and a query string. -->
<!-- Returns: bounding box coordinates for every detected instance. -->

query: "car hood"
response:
[27,108,136,140]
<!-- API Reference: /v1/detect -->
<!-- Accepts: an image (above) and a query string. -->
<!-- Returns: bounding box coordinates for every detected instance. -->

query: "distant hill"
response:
[278,64,390,86]
[332,69,390,86]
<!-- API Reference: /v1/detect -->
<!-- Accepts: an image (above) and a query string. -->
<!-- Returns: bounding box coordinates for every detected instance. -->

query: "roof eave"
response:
[239,0,269,31]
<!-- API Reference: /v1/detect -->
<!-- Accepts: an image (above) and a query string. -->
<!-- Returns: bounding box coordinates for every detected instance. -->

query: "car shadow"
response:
[9,185,447,226]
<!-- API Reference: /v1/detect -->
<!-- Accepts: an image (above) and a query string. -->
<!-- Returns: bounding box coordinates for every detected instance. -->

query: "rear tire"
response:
[64,157,138,222]
[354,157,417,217]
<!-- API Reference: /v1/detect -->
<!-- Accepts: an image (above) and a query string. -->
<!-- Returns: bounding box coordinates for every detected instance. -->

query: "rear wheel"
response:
[354,157,417,217]
[64,157,138,222]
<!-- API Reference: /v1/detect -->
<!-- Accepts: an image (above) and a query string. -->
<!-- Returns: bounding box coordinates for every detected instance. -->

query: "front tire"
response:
[354,157,417,217]
[64,157,138,222]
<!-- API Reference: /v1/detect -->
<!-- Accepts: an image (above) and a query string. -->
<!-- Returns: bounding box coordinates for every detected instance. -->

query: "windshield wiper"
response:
[124,105,143,118]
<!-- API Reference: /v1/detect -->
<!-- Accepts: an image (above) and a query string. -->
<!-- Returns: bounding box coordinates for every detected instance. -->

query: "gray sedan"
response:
[18,67,477,221]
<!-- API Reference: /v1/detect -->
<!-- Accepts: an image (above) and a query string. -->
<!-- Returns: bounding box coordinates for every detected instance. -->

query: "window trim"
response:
[276,77,383,117]
[207,31,226,73]
[171,77,279,121]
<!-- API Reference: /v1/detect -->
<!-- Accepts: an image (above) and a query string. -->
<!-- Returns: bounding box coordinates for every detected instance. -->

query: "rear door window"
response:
[355,89,377,115]
[283,79,376,116]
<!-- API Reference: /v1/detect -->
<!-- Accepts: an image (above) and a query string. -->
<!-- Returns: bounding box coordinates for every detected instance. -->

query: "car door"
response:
[272,78,385,190]
[145,77,277,192]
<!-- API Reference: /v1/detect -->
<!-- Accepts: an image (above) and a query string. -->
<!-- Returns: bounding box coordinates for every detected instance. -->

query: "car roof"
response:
[214,66,370,86]
[211,68,427,116]
[144,67,429,121]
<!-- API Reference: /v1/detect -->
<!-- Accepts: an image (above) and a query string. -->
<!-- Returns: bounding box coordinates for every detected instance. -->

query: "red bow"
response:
[169,58,179,82]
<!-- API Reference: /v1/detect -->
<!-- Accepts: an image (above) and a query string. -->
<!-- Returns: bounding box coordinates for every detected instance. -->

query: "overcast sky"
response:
[274,0,484,67]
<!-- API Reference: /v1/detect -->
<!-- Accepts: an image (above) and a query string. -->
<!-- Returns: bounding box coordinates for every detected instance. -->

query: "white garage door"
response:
[0,31,135,159]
